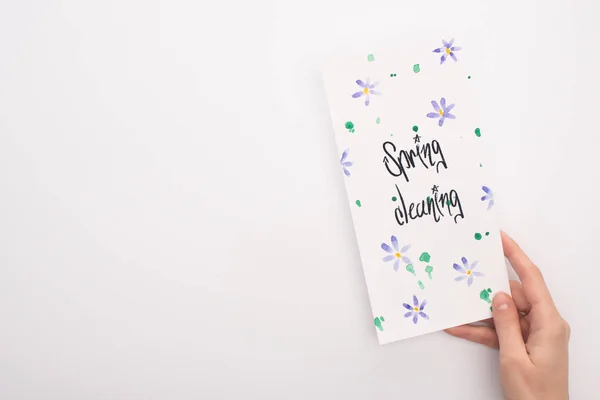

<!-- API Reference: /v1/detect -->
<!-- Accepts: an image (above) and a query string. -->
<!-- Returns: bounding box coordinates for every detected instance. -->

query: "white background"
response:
[0,0,597,399]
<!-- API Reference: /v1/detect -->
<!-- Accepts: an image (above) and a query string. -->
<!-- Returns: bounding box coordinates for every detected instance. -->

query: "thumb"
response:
[492,292,527,359]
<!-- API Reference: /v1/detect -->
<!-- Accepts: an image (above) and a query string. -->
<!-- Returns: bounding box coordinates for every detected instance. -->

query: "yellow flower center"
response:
[363,88,370,95]
[395,252,401,259]
[439,109,444,116]
[445,47,451,55]
[467,270,471,275]
[413,307,419,312]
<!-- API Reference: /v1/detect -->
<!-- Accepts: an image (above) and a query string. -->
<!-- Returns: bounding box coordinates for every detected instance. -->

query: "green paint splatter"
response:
[391,196,397,202]
[412,125,419,132]
[367,54,375,62]
[374,316,385,331]
[468,75,471,79]
[376,117,380,124]
[479,163,483,168]
[406,264,416,276]
[345,121,355,133]
[475,232,490,240]
[418,280,425,290]
[446,200,451,206]
[390,73,397,77]
[425,265,433,280]
[355,200,361,207]
[419,252,431,263]
[426,196,431,204]
[413,64,420,73]
[480,288,493,304]
[475,128,481,137]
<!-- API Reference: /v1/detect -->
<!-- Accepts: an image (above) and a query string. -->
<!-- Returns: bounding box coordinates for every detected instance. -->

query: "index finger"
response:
[501,231,557,313]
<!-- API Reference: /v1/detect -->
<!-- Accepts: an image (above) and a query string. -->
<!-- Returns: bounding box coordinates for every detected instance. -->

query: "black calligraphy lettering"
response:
[382,139,448,181]
[392,186,464,227]
[450,190,465,223]
[431,140,448,173]
[383,142,405,180]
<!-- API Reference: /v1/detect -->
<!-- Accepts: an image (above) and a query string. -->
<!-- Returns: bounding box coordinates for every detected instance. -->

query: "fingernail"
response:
[493,292,511,311]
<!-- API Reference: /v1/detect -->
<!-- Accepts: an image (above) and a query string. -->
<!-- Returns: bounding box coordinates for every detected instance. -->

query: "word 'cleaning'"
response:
[392,184,465,226]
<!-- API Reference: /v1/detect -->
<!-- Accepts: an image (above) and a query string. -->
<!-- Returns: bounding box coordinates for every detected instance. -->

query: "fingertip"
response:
[493,292,514,311]
[444,324,472,337]
[501,231,518,256]
[444,327,460,335]
[491,292,527,355]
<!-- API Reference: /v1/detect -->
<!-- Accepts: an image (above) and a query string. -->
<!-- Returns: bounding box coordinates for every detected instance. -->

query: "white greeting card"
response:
[322,35,510,344]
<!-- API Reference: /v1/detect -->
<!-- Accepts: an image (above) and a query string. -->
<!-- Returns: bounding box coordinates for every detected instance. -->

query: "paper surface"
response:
[322,35,510,344]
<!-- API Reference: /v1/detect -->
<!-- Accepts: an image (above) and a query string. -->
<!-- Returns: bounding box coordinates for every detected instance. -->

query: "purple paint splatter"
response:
[402,295,429,324]
[432,38,462,64]
[381,236,412,272]
[340,149,353,176]
[453,256,484,287]
[426,97,456,127]
[352,78,381,106]
[481,186,494,210]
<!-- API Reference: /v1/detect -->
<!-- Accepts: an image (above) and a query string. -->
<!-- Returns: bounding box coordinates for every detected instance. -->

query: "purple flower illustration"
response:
[340,149,353,176]
[427,98,456,127]
[403,295,429,324]
[433,38,462,64]
[481,186,494,210]
[351,78,381,106]
[454,256,484,287]
[381,236,412,272]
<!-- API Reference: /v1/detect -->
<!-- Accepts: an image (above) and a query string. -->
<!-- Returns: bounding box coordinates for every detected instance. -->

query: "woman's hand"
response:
[445,232,570,400]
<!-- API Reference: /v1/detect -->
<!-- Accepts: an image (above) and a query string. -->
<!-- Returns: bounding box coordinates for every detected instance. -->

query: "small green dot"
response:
[367,54,375,62]
[426,196,431,203]
[485,232,490,236]
[468,75,471,79]
[412,125,419,132]
[345,121,354,130]
[446,200,451,206]
[355,200,362,207]
[413,64,420,73]
[376,117,380,124]
[479,163,483,167]
[475,233,482,240]
[475,128,482,137]
[392,196,397,202]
